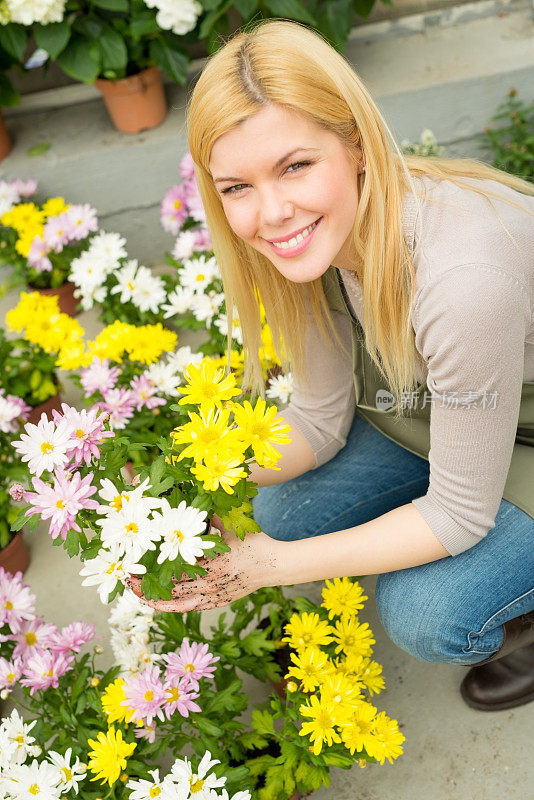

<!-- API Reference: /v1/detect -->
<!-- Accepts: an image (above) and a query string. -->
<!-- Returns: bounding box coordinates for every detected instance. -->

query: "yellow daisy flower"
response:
[87,320,133,363]
[285,647,333,693]
[172,407,244,464]
[125,323,177,365]
[2,202,45,232]
[282,612,334,652]
[42,197,69,217]
[318,670,362,716]
[366,711,405,764]
[231,397,291,467]
[100,679,134,725]
[87,726,136,787]
[178,359,241,414]
[321,577,368,620]
[191,450,247,494]
[331,617,375,658]
[339,653,385,696]
[299,694,342,755]
[340,701,378,756]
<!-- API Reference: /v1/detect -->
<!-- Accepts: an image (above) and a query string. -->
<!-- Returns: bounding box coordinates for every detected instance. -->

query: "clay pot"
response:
[95,66,167,134]
[27,392,62,425]
[33,281,79,317]
[0,532,30,576]
[0,112,12,162]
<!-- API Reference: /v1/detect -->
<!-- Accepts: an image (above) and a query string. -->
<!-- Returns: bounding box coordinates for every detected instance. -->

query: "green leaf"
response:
[57,36,101,83]
[92,0,129,10]
[99,24,128,72]
[27,142,51,157]
[10,512,28,533]
[198,0,232,40]
[0,24,28,63]
[34,20,70,59]
[149,37,189,84]
[320,751,354,768]
[251,708,275,735]
[130,11,160,39]
[233,0,259,16]
[64,529,82,558]
[352,0,376,18]
[319,0,355,50]
[141,572,173,602]
[0,72,19,107]
[196,716,224,736]
[149,455,165,486]
[262,0,316,25]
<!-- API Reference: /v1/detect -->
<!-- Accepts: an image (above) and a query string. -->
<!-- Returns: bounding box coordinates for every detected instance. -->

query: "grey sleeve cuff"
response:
[411,495,490,556]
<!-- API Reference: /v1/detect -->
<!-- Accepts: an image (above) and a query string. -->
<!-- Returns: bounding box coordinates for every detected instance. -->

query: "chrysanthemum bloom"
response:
[318,671,362,717]
[127,768,183,800]
[366,712,405,764]
[0,390,30,433]
[179,151,195,180]
[152,499,212,565]
[178,359,241,415]
[87,726,137,787]
[101,678,135,725]
[331,617,375,658]
[214,313,244,346]
[163,676,201,719]
[79,545,146,604]
[282,612,334,653]
[53,403,114,465]
[337,653,385,696]
[193,227,212,252]
[65,203,98,240]
[321,577,368,620]
[5,758,61,798]
[125,323,177,365]
[98,388,136,430]
[20,649,74,695]
[285,647,333,693]
[178,255,218,292]
[43,211,71,252]
[170,750,226,796]
[49,621,95,655]
[122,666,166,726]
[299,694,343,755]
[172,229,197,261]
[191,450,247,494]
[0,568,36,632]
[12,413,72,477]
[161,285,195,317]
[162,638,219,691]
[340,702,378,756]
[191,291,225,326]
[266,372,294,405]
[1,708,38,764]
[97,502,160,562]
[172,407,244,465]
[98,476,163,516]
[24,469,99,541]
[47,746,87,795]
[80,357,121,397]
[184,178,207,224]
[129,374,167,412]
[89,230,127,269]
[166,346,204,375]
[232,398,291,468]
[143,361,182,397]
[11,617,57,659]
[0,656,23,692]
[160,184,188,235]
[27,234,53,272]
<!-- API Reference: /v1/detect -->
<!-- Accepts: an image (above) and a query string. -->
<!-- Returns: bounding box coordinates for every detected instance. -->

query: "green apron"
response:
[321,266,534,520]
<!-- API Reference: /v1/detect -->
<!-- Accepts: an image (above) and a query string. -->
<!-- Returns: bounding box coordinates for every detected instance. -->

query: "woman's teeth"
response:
[271,219,319,249]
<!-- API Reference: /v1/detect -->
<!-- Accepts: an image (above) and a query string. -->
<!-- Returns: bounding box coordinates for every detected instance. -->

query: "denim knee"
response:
[252,484,305,541]
[374,571,494,665]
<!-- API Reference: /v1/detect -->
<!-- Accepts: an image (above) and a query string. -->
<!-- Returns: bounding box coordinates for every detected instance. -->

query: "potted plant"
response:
[0,186,98,314]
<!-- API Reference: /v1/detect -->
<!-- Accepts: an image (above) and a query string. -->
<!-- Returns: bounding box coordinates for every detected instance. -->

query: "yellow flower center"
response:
[25,632,37,645]
[300,633,312,645]
[190,778,205,794]
[5,600,13,610]
[76,428,85,438]
[125,523,138,535]
[184,663,195,673]
[61,766,73,782]
[150,788,162,798]
[173,529,184,542]
[29,783,40,795]
[346,636,355,646]
[195,273,205,282]
[7,672,15,683]
[128,281,135,290]
[111,495,124,512]
[106,562,118,575]
[40,441,53,454]
[14,735,24,744]
[56,499,65,509]
[167,686,181,702]
[174,200,182,210]
[144,690,154,702]
[317,710,333,729]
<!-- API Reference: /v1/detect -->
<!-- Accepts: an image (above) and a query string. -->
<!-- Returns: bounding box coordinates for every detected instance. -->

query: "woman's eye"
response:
[221,160,312,195]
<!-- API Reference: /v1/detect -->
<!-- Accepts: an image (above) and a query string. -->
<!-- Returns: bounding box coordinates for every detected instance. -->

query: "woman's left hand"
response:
[126,515,285,612]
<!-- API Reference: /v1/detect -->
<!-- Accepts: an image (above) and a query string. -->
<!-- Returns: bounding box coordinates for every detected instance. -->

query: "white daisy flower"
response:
[143,361,182,397]
[110,259,140,303]
[170,750,226,799]
[190,292,225,325]
[178,257,214,292]
[108,589,154,627]
[152,499,212,565]
[11,414,71,477]
[1,710,37,765]
[161,285,195,317]
[127,768,186,800]
[89,230,127,271]
[69,250,108,292]
[166,346,203,375]
[98,477,163,516]
[4,758,61,799]
[79,547,146,604]
[172,229,198,261]
[97,504,161,561]
[266,372,294,406]
[0,728,18,771]
[0,181,19,216]
[214,314,243,345]
[130,267,167,314]
[47,747,86,795]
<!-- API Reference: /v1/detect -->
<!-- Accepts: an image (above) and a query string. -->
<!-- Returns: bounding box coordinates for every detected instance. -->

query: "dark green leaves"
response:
[57,36,101,83]
[34,20,70,59]
[262,0,316,25]
[0,24,28,62]
[149,36,189,84]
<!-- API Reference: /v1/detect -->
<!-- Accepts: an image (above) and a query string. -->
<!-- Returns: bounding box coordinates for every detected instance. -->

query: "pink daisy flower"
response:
[27,235,52,272]
[50,621,95,655]
[179,152,195,181]
[99,388,136,430]
[20,649,74,694]
[134,722,157,743]
[122,666,166,726]
[12,413,72,478]
[0,656,23,692]
[163,676,201,719]
[11,617,58,660]
[129,375,166,412]
[65,203,98,241]
[0,568,36,633]
[194,227,212,252]
[0,391,26,434]
[12,178,38,198]
[23,469,99,541]
[53,403,114,466]
[184,179,207,224]
[162,638,219,691]
[80,357,120,397]
[43,211,71,252]
[160,184,188,235]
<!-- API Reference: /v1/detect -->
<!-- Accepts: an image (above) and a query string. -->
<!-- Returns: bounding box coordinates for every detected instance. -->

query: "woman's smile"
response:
[264,217,323,257]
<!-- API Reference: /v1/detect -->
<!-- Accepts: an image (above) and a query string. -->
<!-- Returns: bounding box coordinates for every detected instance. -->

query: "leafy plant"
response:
[479,89,534,182]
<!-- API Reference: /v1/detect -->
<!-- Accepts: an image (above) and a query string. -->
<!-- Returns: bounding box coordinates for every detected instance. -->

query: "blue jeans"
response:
[253,413,534,665]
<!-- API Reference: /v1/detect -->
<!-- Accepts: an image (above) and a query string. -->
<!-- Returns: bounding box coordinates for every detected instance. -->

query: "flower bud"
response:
[94,645,104,654]
[120,773,128,783]
[8,483,25,501]
[286,681,298,693]
[90,677,100,687]
[131,474,141,486]
[358,759,367,769]
[0,689,10,700]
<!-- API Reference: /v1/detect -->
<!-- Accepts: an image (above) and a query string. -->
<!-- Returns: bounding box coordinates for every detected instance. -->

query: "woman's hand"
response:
[126,515,285,613]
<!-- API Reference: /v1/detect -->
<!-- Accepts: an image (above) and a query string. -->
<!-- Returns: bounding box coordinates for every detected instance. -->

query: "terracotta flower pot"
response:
[27,391,62,425]
[33,281,79,317]
[0,112,12,162]
[95,66,167,134]
[0,532,30,576]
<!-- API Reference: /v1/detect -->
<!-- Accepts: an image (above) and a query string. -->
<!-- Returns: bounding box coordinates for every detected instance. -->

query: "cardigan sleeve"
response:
[411,263,530,556]
[281,308,356,467]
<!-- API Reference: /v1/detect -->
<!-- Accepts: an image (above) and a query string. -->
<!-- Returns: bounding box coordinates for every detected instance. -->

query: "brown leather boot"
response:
[460,610,534,711]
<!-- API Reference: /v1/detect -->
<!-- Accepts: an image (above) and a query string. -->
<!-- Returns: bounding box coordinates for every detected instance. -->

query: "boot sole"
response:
[460,684,534,711]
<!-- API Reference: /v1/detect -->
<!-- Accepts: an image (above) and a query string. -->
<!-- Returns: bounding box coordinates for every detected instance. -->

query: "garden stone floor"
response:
[2,289,533,800]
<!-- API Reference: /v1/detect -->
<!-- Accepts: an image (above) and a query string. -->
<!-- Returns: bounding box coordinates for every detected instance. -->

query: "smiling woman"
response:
[163,18,534,713]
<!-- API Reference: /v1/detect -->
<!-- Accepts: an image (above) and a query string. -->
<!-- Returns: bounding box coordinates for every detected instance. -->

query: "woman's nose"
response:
[258,186,294,228]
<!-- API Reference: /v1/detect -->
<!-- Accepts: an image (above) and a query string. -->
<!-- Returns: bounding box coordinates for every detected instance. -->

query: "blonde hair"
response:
[186,18,534,412]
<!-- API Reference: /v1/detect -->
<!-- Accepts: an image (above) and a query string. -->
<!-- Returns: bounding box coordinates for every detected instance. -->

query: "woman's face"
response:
[208,104,361,283]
